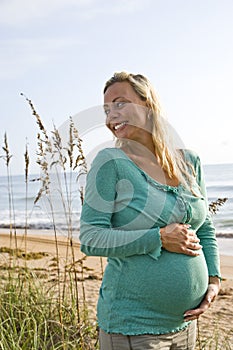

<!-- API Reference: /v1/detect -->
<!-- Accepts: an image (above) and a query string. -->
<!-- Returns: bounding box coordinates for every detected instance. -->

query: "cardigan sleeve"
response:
[80,149,162,258]
[193,154,221,279]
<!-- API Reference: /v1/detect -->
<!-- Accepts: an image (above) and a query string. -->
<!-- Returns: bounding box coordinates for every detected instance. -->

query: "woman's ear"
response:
[147,108,152,120]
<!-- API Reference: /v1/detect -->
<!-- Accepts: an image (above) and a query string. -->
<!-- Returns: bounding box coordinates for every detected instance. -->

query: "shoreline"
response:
[0,227,233,258]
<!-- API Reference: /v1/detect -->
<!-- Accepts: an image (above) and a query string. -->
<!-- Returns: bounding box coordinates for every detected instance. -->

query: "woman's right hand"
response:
[160,223,202,256]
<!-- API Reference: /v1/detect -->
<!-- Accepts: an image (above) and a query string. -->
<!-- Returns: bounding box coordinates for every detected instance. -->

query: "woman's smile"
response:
[113,121,127,131]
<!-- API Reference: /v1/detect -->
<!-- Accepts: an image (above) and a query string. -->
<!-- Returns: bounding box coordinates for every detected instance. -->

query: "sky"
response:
[0,0,233,175]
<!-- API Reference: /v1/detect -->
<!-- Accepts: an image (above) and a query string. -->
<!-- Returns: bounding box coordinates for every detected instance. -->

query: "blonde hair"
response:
[104,71,196,190]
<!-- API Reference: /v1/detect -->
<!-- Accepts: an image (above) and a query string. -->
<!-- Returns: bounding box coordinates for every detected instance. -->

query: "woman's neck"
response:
[121,138,157,161]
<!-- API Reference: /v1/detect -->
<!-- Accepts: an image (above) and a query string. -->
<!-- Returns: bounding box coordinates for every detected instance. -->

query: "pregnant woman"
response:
[80,71,221,350]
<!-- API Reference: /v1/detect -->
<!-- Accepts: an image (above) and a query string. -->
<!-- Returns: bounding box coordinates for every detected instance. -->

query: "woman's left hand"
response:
[183,276,221,321]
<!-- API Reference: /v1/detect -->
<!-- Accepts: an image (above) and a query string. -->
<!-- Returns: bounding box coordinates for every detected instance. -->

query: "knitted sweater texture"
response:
[80,148,221,335]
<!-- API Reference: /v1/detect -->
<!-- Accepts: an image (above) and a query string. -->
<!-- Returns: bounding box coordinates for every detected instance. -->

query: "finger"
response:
[179,224,191,234]
[188,243,202,250]
[183,310,201,321]
[189,235,200,243]
[184,314,199,321]
[181,224,191,229]
[182,248,201,256]
[184,298,210,318]
[183,307,206,321]
[187,232,200,242]
[184,315,199,321]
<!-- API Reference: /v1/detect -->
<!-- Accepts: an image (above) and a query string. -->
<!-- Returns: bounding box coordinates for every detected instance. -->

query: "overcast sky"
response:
[1,0,233,175]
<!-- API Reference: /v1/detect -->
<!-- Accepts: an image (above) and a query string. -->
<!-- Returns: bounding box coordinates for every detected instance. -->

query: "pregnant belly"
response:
[118,250,209,317]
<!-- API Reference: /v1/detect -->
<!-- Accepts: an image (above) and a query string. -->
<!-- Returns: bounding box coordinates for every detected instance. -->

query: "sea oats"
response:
[1,133,12,167]
[209,197,228,215]
[51,123,67,170]
[24,142,29,182]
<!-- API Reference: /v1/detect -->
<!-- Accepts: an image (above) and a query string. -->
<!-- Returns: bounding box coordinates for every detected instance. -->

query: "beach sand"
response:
[0,230,233,348]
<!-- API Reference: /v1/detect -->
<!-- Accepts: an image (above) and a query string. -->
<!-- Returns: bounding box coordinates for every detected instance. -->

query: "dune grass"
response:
[0,266,97,350]
[0,98,98,349]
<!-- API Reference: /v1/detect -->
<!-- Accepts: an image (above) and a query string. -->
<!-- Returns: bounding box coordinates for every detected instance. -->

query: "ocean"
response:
[0,163,232,236]
[203,163,233,235]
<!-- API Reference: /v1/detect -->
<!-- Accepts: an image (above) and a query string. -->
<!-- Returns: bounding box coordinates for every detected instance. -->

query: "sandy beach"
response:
[0,230,233,348]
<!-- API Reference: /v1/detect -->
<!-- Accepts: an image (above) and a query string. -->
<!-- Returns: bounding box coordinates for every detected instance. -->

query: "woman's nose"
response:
[106,107,119,121]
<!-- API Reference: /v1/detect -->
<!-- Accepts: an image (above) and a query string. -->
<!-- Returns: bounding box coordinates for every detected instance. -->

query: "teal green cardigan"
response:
[80,148,221,335]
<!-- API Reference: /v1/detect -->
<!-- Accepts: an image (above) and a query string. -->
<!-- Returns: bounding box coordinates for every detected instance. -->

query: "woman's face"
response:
[104,81,152,143]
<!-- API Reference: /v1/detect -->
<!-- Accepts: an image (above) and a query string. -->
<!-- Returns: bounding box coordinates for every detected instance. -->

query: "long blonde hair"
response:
[104,71,196,190]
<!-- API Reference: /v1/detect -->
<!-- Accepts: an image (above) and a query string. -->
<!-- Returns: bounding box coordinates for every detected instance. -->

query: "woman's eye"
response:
[115,101,125,108]
[104,101,127,116]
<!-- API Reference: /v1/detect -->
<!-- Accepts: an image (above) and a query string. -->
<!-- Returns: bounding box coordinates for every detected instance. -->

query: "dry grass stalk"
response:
[72,122,87,174]
[209,198,228,215]
[0,133,18,264]
[24,142,29,259]
[1,132,12,166]
[20,93,52,151]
